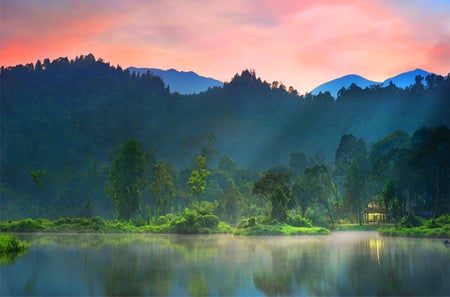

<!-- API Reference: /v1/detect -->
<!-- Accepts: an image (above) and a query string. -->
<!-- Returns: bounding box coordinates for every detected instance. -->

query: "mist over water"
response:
[1,232,448,296]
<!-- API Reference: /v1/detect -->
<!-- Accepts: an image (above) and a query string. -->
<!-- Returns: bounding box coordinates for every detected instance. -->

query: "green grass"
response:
[378,225,450,238]
[234,223,330,236]
[0,216,328,236]
[378,215,450,238]
[0,214,233,235]
[334,223,393,231]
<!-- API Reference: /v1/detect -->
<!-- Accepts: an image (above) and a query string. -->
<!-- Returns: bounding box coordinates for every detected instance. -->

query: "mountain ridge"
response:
[130,65,436,98]
[311,68,435,97]
[128,67,223,94]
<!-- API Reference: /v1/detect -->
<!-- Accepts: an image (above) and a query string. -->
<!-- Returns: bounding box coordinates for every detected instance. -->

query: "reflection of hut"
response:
[362,201,387,223]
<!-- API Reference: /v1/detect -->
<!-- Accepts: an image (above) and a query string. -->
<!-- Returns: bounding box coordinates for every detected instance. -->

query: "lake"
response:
[1,232,449,296]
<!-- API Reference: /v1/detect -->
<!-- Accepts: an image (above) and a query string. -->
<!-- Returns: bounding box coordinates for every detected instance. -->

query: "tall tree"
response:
[409,126,449,218]
[187,155,211,198]
[253,170,292,222]
[344,159,368,224]
[334,134,366,183]
[291,177,309,216]
[150,160,175,218]
[106,138,146,220]
[304,164,336,225]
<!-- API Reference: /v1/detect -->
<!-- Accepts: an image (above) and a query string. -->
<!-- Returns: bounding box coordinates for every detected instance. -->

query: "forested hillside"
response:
[1,55,448,222]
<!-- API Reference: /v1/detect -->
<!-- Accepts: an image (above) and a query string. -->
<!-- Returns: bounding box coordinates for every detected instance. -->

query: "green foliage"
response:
[234,223,330,236]
[434,214,450,226]
[0,218,51,232]
[0,234,28,264]
[236,217,257,229]
[188,156,211,197]
[378,214,450,238]
[107,138,146,220]
[169,207,220,234]
[1,55,449,228]
[400,214,424,228]
[304,164,337,225]
[0,234,28,254]
[253,170,291,222]
[149,160,175,217]
[286,215,313,228]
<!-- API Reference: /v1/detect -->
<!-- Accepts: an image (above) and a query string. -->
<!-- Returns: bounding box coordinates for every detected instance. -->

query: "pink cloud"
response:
[1,0,448,93]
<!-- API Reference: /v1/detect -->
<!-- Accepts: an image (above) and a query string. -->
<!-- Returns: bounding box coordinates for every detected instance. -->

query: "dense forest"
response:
[1,54,449,225]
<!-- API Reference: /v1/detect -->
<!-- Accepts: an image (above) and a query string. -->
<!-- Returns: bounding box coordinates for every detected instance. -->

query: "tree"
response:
[304,164,336,225]
[409,126,449,218]
[335,134,368,223]
[369,130,411,182]
[253,170,291,222]
[334,134,366,182]
[382,180,400,226]
[187,155,211,198]
[344,159,368,224]
[150,160,175,218]
[106,138,146,220]
[291,177,309,216]
[181,132,218,165]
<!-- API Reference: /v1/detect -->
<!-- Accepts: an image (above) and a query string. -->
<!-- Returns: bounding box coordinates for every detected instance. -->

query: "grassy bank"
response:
[234,223,330,236]
[333,223,393,231]
[378,225,450,238]
[0,213,330,236]
[233,216,330,236]
[378,215,450,239]
[0,213,232,235]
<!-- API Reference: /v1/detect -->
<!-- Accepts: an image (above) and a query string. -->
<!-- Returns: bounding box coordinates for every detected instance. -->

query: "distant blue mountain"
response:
[128,67,223,94]
[382,69,433,88]
[311,74,380,98]
[311,69,435,98]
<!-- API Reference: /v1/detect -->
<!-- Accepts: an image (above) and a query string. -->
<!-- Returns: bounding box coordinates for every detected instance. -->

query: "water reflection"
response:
[0,232,448,296]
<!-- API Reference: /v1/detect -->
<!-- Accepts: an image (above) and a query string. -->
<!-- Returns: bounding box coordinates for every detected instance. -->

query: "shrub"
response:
[287,215,313,227]
[198,214,219,228]
[0,234,28,254]
[13,218,47,232]
[237,217,257,229]
[400,214,424,228]
[425,214,450,229]
[169,208,220,233]
[435,214,450,226]
[131,215,146,227]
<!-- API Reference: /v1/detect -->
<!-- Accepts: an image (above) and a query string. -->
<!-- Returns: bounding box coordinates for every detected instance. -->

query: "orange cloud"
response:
[1,0,448,93]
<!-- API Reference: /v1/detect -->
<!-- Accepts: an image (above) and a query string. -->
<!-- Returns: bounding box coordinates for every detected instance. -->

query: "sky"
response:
[1,0,449,93]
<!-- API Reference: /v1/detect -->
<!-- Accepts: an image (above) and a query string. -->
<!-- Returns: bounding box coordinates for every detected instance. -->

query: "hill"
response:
[1,55,448,219]
[311,74,380,97]
[128,67,223,94]
[311,69,435,98]
[382,68,433,88]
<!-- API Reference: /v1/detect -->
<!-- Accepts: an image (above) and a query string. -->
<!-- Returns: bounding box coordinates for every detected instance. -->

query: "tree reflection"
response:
[103,244,145,296]
[102,240,175,296]
[188,270,209,297]
[253,248,292,296]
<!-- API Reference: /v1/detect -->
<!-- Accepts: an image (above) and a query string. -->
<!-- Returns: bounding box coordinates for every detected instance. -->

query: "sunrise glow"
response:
[1,0,449,93]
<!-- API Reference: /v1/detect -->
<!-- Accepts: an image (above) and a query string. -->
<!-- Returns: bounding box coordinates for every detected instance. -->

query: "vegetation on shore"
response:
[333,224,393,231]
[234,223,329,236]
[0,234,29,264]
[378,214,450,238]
[0,213,332,236]
[0,214,230,235]
[2,214,449,238]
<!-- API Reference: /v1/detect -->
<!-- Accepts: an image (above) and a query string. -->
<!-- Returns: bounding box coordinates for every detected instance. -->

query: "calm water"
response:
[1,232,449,296]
